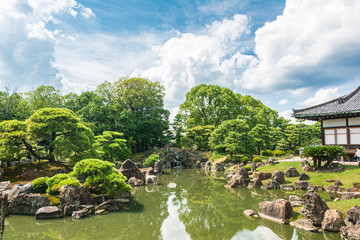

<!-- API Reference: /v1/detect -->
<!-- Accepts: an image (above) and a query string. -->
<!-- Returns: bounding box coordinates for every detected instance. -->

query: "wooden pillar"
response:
[346,117,350,151]
[321,119,325,145]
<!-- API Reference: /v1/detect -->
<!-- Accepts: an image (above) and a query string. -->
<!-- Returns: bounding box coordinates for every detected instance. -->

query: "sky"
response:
[1,0,360,122]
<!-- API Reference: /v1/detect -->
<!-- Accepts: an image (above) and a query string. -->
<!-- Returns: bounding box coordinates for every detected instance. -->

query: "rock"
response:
[258,199,293,224]
[225,174,249,188]
[321,209,345,232]
[95,199,119,212]
[238,167,249,179]
[345,206,360,227]
[251,162,256,172]
[341,223,360,240]
[301,190,329,226]
[341,192,360,200]
[256,162,265,168]
[253,172,272,181]
[119,159,145,180]
[72,205,94,219]
[328,162,344,170]
[35,206,63,219]
[334,180,343,186]
[0,192,7,239]
[311,185,325,191]
[6,183,35,203]
[95,209,107,215]
[291,201,303,207]
[353,182,360,189]
[0,168,3,181]
[154,160,163,174]
[59,185,95,216]
[264,180,280,189]
[211,163,224,172]
[325,185,345,193]
[281,185,295,191]
[326,179,335,183]
[243,209,258,218]
[299,173,310,181]
[204,161,211,171]
[128,177,144,186]
[294,181,311,190]
[146,167,156,176]
[272,171,285,184]
[0,181,11,192]
[8,193,50,215]
[285,167,300,177]
[301,160,311,170]
[145,175,158,185]
[266,158,275,166]
[248,178,263,188]
[290,219,319,232]
[289,195,302,202]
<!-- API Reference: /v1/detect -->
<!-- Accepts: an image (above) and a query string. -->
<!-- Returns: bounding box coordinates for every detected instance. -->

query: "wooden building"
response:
[293,86,360,154]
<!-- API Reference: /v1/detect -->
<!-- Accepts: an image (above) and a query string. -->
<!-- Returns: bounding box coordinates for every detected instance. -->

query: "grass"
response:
[3,161,71,184]
[257,161,360,189]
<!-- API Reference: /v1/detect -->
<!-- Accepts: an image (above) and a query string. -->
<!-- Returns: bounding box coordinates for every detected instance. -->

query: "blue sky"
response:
[1,0,360,121]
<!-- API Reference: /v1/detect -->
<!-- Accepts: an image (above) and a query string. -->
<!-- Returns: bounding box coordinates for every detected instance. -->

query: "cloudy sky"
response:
[1,0,360,121]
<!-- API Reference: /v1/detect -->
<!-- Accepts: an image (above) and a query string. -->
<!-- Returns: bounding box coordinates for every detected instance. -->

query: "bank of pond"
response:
[2,159,360,240]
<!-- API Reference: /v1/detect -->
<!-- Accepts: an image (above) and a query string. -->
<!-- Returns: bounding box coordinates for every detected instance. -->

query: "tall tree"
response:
[249,124,271,154]
[25,85,63,112]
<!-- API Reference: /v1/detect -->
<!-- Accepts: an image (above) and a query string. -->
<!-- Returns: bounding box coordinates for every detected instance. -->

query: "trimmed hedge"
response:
[32,177,49,194]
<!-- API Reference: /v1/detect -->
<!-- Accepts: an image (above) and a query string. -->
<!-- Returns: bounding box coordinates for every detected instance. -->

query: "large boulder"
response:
[119,159,145,180]
[35,206,63,219]
[8,193,50,215]
[272,171,285,184]
[281,185,295,191]
[344,206,360,227]
[59,185,95,216]
[258,199,293,224]
[290,219,318,232]
[301,190,329,226]
[238,167,249,179]
[253,172,272,181]
[211,163,224,172]
[341,223,360,240]
[248,178,263,188]
[299,173,310,181]
[128,177,144,186]
[301,160,311,170]
[225,174,249,188]
[341,192,360,200]
[263,180,280,190]
[153,160,163,174]
[0,181,11,192]
[6,183,35,203]
[321,209,345,232]
[145,175,158,185]
[294,181,311,190]
[285,167,300,177]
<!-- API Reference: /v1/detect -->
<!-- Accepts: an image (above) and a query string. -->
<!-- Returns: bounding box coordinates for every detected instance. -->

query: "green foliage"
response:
[286,150,295,155]
[252,157,262,163]
[94,131,131,163]
[72,159,131,197]
[301,145,330,167]
[47,195,60,206]
[242,156,249,162]
[243,165,251,171]
[209,119,255,156]
[32,177,49,194]
[46,174,80,195]
[249,124,271,154]
[260,150,272,156]
[144,154,160,167]
[273,150,286,157]
[25,86,62,112]
[186,125,215,151]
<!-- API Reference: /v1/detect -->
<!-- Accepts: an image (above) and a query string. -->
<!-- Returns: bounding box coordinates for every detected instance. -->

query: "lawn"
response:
[257,161,360,189]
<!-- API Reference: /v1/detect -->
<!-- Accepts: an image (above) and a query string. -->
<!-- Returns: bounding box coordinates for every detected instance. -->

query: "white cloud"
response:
[278,109,295,122]
[0,0,94,91]
[278,99,288,105]
[134,14,255,107]
[299,87,339,107]
[239,0,360,92]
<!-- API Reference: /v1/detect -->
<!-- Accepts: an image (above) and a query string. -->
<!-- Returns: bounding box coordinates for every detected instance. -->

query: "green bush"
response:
[229,155,242,162]
[260,150,272,156]
[242,156,249,163]
[252,157,262,163]
[286,150,295,155]
[244,165,251,171]
[273,150,286,157]
[144,154,160,167]
[32,177,49,194]
[72,158,131,197]
[46,174,80,195]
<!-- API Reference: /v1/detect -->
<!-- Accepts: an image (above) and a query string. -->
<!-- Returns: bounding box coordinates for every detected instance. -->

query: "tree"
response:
[93,131,131,163]
[25,85,63,112]
[209,119,255,156]
[186,125,215,151]
[72,158,131,201]
[173,113,186,147]
[0,88,30,121]
[179,84,244,128]
[249,124,271,154]
[0,108,94,163]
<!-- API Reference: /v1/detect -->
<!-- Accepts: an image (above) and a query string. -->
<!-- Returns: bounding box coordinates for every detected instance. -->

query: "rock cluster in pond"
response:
[225,167,250,188]
[301,190,329,226]
[59,185,95,216]
[119,159,145,180]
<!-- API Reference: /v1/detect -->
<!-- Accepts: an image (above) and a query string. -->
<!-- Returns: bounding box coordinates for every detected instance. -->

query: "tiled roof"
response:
[293,85,360,120]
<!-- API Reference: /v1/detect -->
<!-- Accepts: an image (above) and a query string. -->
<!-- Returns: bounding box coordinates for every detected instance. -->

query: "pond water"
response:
[4,169,341,240]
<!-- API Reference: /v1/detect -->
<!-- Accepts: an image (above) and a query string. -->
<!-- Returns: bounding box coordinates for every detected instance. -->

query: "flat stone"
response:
[243,209,259,218]
[294,181,311,190]
[290,219,319,232]
[281,185,295,191]
[35,206,63,219]
[341,192,360,200]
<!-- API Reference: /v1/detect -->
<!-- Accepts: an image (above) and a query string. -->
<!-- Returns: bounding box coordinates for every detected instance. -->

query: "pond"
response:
[4,169,341,240]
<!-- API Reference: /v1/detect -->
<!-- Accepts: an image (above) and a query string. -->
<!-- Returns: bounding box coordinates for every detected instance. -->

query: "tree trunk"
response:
[313,158,317,167]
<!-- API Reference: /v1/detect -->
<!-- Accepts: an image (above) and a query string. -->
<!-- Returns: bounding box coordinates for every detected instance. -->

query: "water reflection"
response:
[4,169,341,240]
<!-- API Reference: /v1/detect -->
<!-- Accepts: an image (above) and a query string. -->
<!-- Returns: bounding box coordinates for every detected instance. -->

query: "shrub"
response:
[242,156,249,163]
[286,150,295,155]
[32,177,49,194]
[244,165,251,171]
[72,158,131,197]
[46,174,80,195]
[144,154,160,167]
[252,157,262,163]
[273,150,286,157]
[260,150,272,156]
